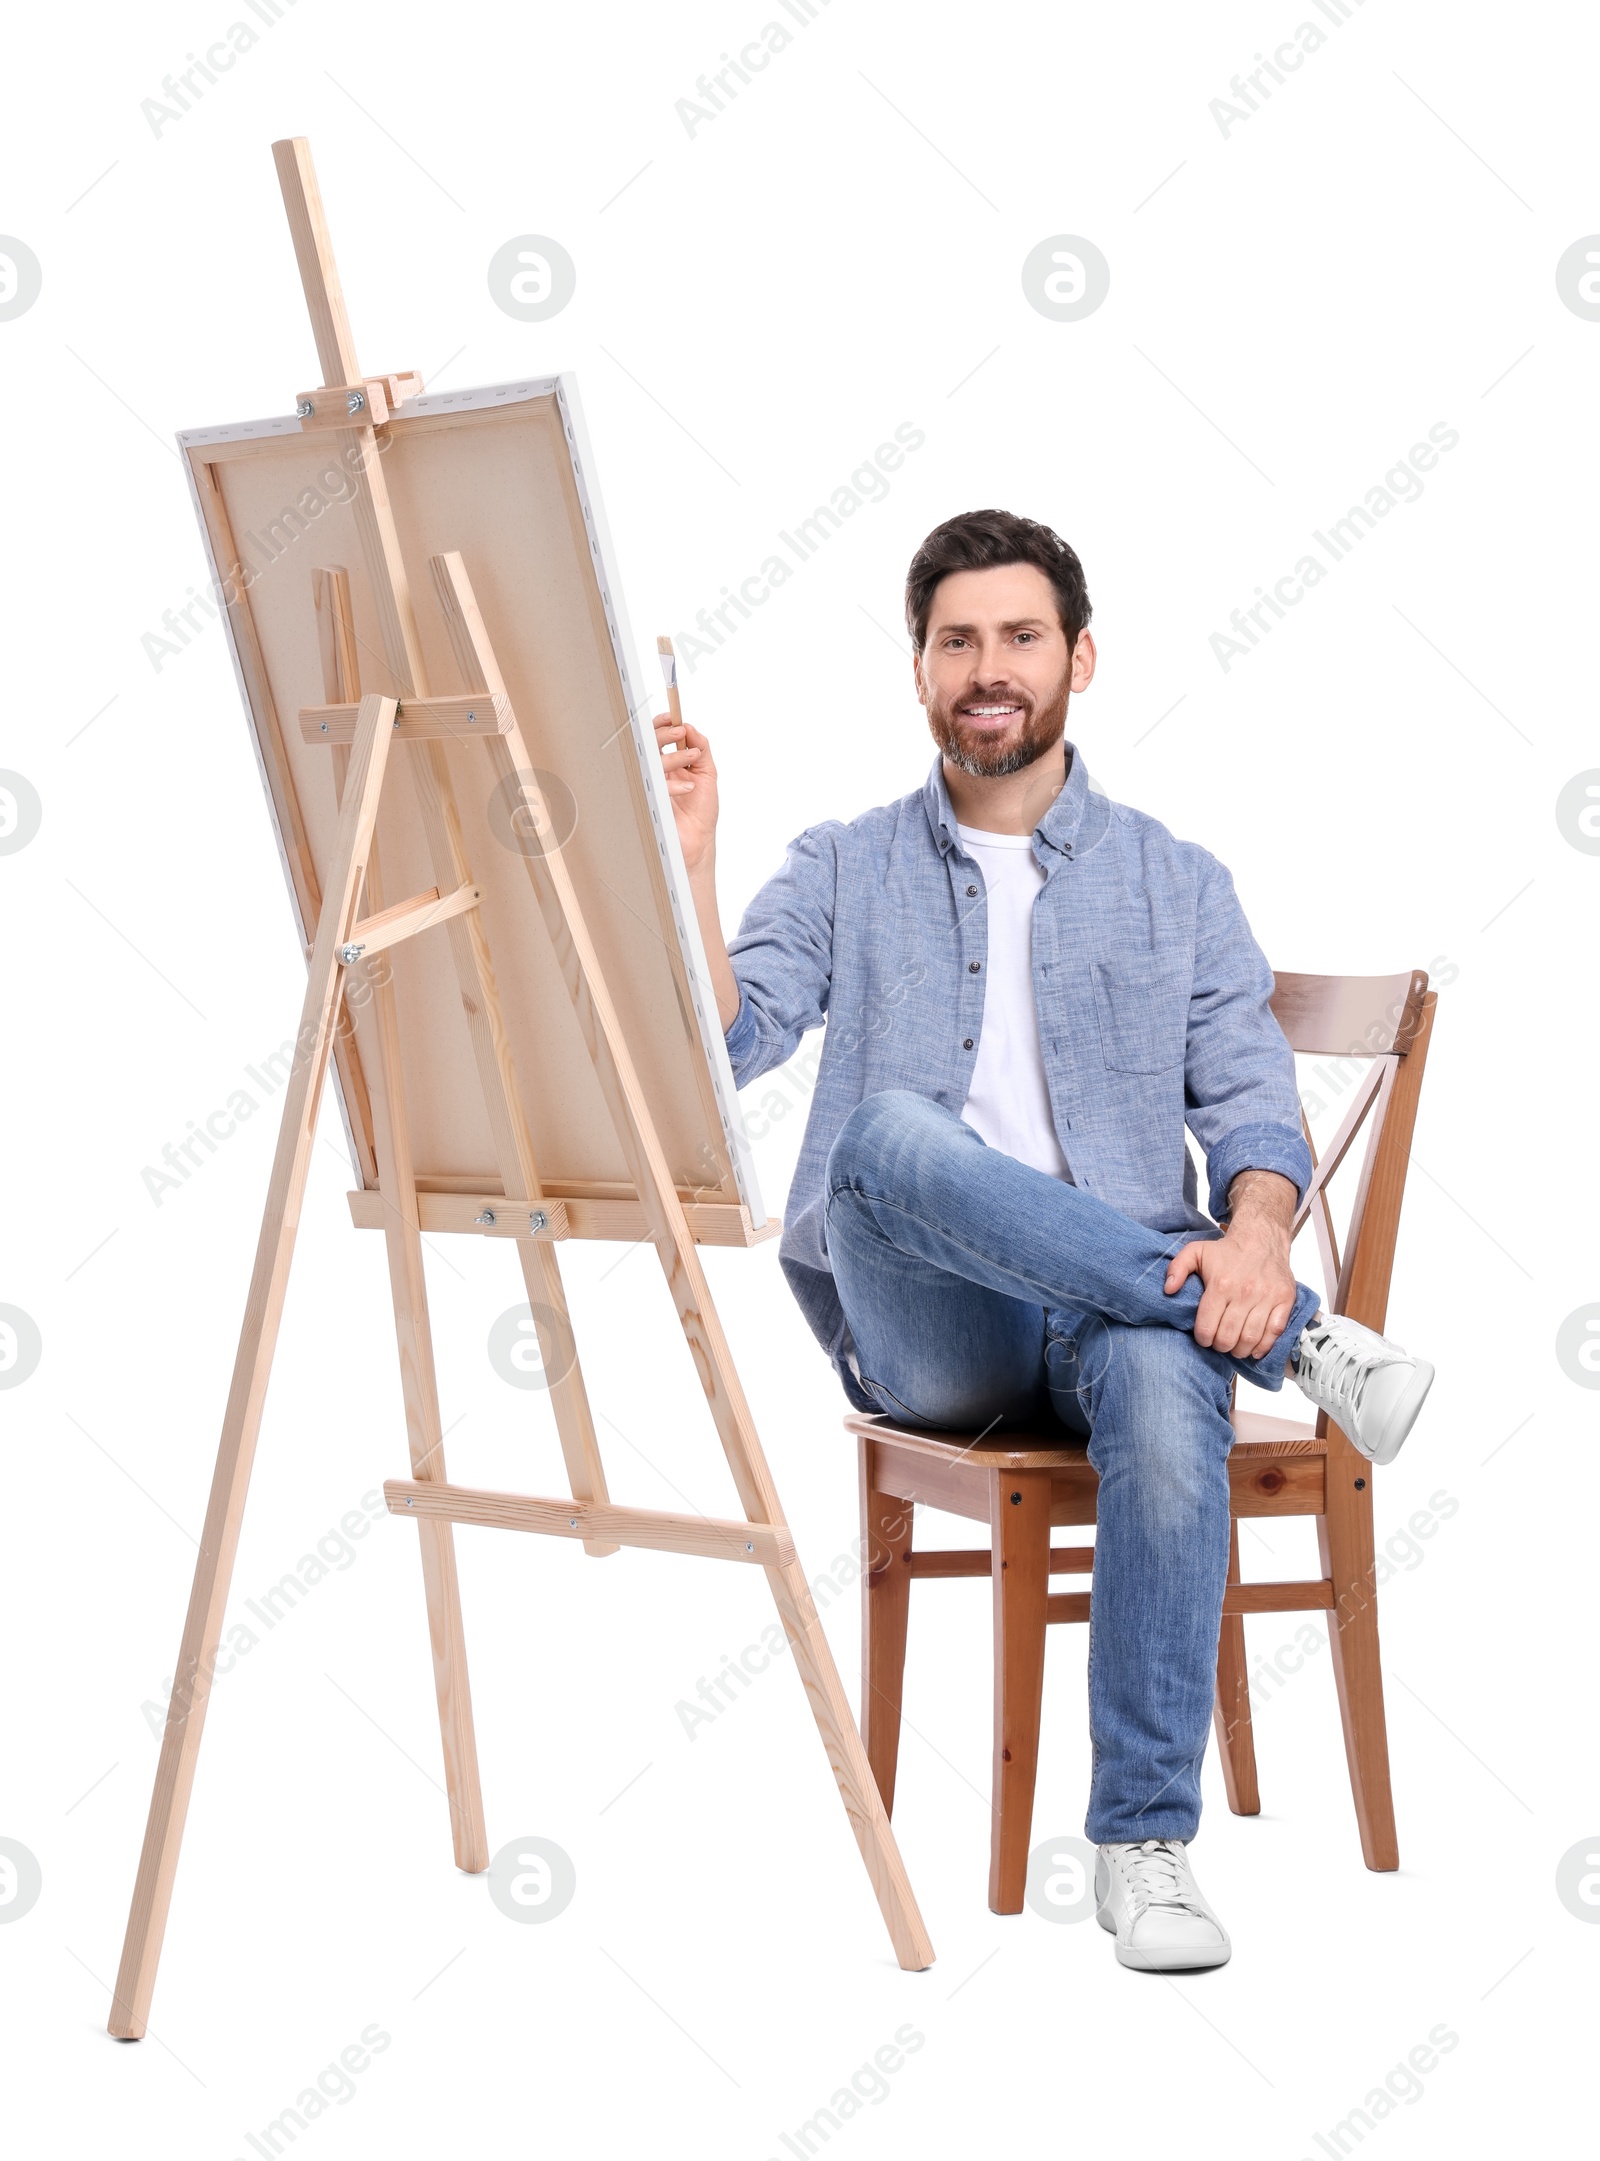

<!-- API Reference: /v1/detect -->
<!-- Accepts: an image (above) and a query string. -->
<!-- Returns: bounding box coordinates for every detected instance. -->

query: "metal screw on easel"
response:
[296,399,314,417]
[338,941,365,965]
[529,1210,548,1234]
[346,389,366,415]
[475,1209,497,1227]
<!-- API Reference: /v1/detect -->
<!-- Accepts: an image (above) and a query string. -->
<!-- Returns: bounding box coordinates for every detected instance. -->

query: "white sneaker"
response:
[1291,1311,1434,1466]
[1095,1839,1231,1972]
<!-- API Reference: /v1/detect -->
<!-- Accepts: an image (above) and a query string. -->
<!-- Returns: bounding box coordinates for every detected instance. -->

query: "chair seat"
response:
[1230,1407,1323,1455]
[843,1405,1322,1469]
[842,1409,1088,1469]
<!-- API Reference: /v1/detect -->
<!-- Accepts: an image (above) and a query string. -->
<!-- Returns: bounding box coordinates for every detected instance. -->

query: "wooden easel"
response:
[108,139,932,2039]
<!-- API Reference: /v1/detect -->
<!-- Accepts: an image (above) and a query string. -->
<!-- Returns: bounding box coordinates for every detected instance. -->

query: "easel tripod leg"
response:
[360,860,489,1874]
[108,697,397,2040]
[767,1557,936,1972]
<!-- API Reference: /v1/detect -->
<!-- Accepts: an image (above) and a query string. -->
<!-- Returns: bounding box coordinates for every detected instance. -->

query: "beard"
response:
[924,669,1072,779]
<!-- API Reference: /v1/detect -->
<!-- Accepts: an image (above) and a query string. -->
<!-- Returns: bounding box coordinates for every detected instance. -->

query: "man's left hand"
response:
[1164,1170,1299,1360]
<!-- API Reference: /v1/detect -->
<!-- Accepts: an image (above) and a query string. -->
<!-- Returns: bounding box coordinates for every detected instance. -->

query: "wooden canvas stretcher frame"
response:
[108,138,933,2039]
[176,382,764,1244]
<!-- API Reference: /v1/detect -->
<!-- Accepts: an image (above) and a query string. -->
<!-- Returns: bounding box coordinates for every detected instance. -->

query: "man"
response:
[654,508,1433,1973]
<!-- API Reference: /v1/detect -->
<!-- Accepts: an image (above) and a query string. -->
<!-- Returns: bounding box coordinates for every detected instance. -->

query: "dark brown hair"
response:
[904,508,1092,654]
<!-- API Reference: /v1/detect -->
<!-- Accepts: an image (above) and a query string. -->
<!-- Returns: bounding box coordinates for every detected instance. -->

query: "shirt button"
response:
[968,960,981,973]
[962,1037,974,1050]
[966,884,978,897]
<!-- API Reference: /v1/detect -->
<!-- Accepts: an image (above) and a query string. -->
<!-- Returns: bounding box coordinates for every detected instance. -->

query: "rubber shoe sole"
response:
[1354,1356,1436,1467]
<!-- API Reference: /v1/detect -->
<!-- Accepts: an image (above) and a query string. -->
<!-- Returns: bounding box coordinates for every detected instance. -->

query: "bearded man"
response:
[654,507,1433,1974]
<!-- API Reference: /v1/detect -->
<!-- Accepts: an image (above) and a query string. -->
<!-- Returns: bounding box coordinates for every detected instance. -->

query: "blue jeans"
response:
[823,1090,1321,1845]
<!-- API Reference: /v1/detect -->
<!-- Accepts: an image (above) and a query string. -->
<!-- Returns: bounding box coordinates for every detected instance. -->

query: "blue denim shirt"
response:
[723,742,1312,1389]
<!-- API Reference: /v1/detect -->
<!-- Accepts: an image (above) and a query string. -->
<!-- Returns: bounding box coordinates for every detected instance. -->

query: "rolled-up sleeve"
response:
[1183,852,1312,1220]
[722,823,841,1089]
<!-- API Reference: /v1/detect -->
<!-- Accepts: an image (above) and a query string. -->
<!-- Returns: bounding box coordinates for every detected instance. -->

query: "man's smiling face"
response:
[914,561,1093,779]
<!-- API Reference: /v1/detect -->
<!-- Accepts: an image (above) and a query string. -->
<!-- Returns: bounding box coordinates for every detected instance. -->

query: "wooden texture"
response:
[1268,969,1427,1059]
[1315,989,1436,1872]
[1027,1580,1334,1625]
[1214,1521,1261,1815]
[314,565,361,710]
[295,381,390,428]
[1229,1452,1327,1517]
[1230,1410,1322,1451]
[842,1414,1090,1471]
[845,970,1436,1897]
[344,1184,766,1246]
[300,693,513,744]
[859,1438,912,1818]
[1043,1592,1092,1625]
[344,881,481,960]
[357,831,488,1871]
[1333,993,1435,1329]
[272,138,361,386]
[185,496,379,1187]
[1222,1580,1336,1615]
[847,1414,1326,1522]
[375,371,425,407]
[110,696,397,2039]
[906,1545,1096,1579]
[1295,1057,1387,1268]
[988,1471,1051,1914]
[658,633,685,728]
[384,1479,795,1567]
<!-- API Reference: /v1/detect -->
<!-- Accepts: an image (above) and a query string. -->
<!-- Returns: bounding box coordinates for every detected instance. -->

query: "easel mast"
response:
[108,140,932,2039]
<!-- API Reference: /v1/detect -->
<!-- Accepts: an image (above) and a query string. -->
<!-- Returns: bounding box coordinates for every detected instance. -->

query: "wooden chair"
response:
[847,969,1436,1912]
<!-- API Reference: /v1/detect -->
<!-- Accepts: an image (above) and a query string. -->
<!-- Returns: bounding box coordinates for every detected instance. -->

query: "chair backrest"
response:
[1267,969,1435,1336]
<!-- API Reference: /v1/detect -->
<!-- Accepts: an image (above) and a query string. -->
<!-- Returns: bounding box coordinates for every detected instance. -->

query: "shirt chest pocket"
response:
[1089,956,1191,1074]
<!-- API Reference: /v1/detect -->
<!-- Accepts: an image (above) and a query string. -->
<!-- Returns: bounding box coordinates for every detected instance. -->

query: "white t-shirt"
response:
[955,824,1072,1182]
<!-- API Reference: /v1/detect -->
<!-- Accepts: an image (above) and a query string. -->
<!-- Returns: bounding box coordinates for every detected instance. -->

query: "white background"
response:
[1,0,1594,2154]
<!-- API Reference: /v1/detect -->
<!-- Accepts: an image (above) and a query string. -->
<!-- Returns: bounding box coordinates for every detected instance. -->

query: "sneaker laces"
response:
[1119,1838,1204,1918]
[1300,1314,1397,1422]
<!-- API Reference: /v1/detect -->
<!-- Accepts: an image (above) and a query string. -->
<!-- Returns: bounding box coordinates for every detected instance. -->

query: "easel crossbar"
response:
[383,1479,796,1566]
[300,693,513,744]
[345,1187,763,1247]
[342,880,480,962]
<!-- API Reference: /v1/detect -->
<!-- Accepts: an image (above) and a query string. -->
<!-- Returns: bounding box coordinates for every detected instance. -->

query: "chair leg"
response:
[858,1437,913,1818]
[1213,1520,1260,1815]
[1319,1442,1399,1870]
[988,1468,1051,1914]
